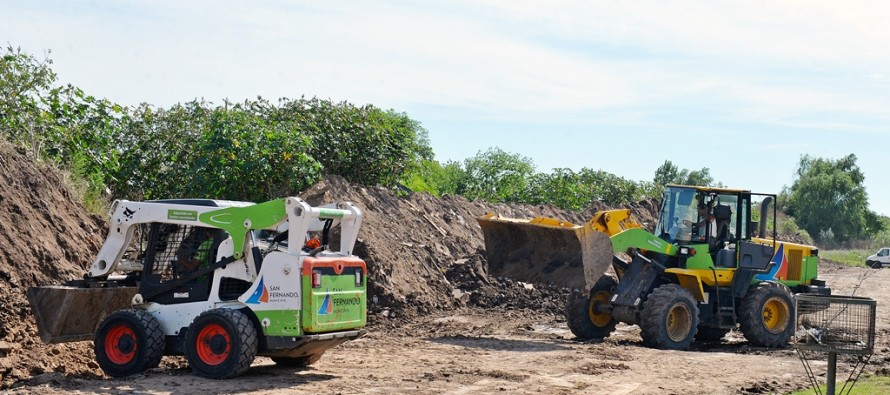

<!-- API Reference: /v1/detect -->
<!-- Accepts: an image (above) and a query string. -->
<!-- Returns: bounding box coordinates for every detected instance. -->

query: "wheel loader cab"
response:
[656,185,760,271]
[657,185,829,292]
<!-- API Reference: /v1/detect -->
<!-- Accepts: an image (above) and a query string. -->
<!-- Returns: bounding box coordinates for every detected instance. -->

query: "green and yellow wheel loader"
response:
[479,184,830,350]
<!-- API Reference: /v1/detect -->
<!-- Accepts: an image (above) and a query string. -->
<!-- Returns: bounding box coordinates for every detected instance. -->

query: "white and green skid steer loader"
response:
[27,197,367,379]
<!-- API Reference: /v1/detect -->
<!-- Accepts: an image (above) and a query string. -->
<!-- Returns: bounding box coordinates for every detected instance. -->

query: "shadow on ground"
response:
[426,335,572,352]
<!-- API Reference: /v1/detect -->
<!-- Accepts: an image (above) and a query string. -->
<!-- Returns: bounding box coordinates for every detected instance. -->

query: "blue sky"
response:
[3,1,889,213]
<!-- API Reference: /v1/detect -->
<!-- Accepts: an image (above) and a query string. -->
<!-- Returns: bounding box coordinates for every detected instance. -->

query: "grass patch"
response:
[57,166,111,217]
[820,249,874,268]
[789,374,890,394]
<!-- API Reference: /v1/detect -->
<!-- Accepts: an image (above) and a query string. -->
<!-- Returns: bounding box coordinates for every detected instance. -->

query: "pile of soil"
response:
[445,253,569,313]
[0,143,107,388]
[301,175,659,321]
[0,151,658,388]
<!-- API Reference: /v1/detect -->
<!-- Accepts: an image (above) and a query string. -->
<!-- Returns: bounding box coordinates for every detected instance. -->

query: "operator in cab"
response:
[695,203,716,242]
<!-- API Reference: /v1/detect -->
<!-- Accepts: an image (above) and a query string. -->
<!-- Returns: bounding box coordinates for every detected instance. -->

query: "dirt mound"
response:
[301,175,658,320]
[0,162,653,388]
[444,253,569,313]
[0,143,107,388]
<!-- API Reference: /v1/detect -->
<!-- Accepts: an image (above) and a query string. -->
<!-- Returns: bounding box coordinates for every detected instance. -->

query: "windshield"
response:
[657,187,697,243]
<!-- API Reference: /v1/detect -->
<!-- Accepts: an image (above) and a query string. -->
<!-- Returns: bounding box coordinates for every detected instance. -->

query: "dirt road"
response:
[8,265,889,395]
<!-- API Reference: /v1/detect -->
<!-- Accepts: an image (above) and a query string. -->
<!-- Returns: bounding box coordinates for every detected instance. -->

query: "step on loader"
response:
[27,197,367,378]
[479,185,831,350]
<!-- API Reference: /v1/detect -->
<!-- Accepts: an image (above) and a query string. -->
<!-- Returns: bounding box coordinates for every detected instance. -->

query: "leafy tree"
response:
[113,99,323,201]
[111,97,432,201]
[112,101,208,200]
[451,147,656,209]
[1,45,126,203]
[677,167,721,187]
[652,160,723,188]
[189,102,321,201]
[274,98,432,189]
[2,46,434,205]
[653,160,679,186]
[460,147,535,202]
[577,168,649,207]
[519,168,587,209]
[871,217,890,247]
[0,45,56,153]
[0,44,672,213]
[518,167,652,210]
[786,154,884,242]
[401,159,464,197]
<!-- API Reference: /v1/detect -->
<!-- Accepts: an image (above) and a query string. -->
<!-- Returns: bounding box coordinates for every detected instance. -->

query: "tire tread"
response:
[94,309,165,377]
[639,284,700,350]
[738,281,794,348]
[185,309,258,379]
[566,275,618,340]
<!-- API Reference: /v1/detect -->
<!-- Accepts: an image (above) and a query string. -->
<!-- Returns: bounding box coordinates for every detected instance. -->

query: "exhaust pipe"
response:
[759,196,772,239]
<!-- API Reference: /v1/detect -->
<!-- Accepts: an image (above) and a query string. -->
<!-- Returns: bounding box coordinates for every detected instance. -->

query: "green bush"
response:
[402,159,464,197]
[403,148,656,210]
[1,46,433,206]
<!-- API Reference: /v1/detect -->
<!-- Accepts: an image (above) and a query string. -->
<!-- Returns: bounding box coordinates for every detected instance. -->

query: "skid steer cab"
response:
[27,197,367,379]
[479,184,831,351]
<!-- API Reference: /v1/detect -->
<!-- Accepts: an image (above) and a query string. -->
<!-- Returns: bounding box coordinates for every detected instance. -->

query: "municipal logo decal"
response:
[756,243,787,281]
[246,276,270,304]
[318,291,333,315]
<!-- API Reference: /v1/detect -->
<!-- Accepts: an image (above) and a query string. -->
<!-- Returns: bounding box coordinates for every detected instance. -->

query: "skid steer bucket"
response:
[477,214,614,292]
[26,285,138,343]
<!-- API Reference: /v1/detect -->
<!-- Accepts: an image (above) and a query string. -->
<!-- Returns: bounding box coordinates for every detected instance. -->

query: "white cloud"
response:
[4,0,890,212]
[481,1,890,65]
[3,0,890,128]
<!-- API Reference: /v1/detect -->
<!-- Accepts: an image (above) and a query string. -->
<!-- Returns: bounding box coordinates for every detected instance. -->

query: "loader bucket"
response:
[26,285,138,343]
[477,214,614,292]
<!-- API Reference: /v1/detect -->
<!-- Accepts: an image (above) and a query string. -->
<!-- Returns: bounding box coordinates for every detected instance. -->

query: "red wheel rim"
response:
[104,324,137,365]
[196,323,231,366]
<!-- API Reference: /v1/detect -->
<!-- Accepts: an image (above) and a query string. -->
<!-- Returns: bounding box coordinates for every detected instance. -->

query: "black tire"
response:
[94,309,165,377]
[272,352,324,368]
[738,281,795,348]
[185,309,258,379]
[694,326,731,342]
[566,275,618,340]
[867,260,882,269]
[640,284,699,350]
